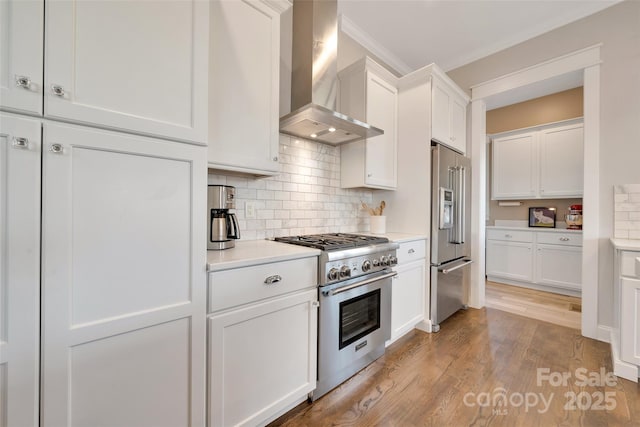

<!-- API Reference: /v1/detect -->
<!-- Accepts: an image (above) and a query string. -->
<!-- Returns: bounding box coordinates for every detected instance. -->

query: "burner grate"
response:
[275,233,389,251]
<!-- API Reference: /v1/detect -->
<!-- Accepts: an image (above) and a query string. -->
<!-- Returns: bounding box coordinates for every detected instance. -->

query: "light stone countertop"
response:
[487,225,583,234]
[207,240,320,272]
[365,232,429,243]
[610,238,640,251]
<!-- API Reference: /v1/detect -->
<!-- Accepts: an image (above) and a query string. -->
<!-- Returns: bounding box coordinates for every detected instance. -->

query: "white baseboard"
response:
[597,325,612,343]
[609,329,639,383]
[415,319,433,333]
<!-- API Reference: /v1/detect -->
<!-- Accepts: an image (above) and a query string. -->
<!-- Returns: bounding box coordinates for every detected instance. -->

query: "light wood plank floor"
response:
[485,281,582,330]
[270,308,639,427]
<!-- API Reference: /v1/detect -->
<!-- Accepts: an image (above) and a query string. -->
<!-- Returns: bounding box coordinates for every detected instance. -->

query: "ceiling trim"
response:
[471,43,602,101]
[339,14,412,76]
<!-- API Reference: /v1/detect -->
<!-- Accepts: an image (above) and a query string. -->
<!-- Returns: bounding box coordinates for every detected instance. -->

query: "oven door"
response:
[316,270,395,396]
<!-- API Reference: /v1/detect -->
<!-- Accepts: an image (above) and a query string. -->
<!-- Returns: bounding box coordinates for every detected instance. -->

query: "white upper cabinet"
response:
[539,123,584,198]
[0,0,44,115]
[208,0,289,175]
[431,71,468,155]
[0,113,41,427]
[491,119,583,200]
[1,0,209,143]
[492,132,538,199]
[339,57,398,190]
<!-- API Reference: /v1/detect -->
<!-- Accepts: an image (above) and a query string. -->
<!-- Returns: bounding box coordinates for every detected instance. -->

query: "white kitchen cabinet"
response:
[339,57,398,189]
[486,228,582,295]
[0,113,41,427]
[431,73,468,154]
[538,123,584,197]
[491,132,537,199]
[389,239,427,344]
[6,0,209,143]
[208,0,290,175]
[41,122,207,427]
[207,255,318,427]
[621,277,640,366]
[0,0,44,115]
[491,119,583,200]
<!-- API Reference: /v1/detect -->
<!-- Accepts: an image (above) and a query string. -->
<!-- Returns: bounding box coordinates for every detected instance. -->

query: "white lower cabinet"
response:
[389,238,427,344]
[207,256,318,427]
[0,113,41,426]
[621,277,640,366]
[41,122,207,426]
[486,228,582,295]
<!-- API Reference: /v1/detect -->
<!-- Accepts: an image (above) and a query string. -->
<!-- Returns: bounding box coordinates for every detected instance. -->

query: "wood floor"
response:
[485,281,582,329]
[269,308,640,427]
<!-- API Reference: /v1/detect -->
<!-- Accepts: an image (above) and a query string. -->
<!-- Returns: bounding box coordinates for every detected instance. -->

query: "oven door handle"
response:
[327,271,397,296]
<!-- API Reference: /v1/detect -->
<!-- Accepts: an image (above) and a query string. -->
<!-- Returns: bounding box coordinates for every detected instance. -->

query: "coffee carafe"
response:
[207,185,240,250]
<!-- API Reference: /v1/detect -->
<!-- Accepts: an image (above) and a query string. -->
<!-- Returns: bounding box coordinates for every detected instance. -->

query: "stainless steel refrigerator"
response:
[430,143,472,332]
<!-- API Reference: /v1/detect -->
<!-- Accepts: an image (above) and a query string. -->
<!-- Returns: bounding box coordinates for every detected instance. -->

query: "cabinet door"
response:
[536,244,582,290]
[431,77,450,146]
[539,124,584,198]
[450,96,467,154]
[365,72,397,189]
[208,289,317,427]
[621,277,640,365]
[486,240,533,282]
[0,0,44,115]
[41,123,206,427]
[390,260,426,343]
[0,114,41,427]
[208,0,282,175]
[492,132,537,199]
[45,0,208,143]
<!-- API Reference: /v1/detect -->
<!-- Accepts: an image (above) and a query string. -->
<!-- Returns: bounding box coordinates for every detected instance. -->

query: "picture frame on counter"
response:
[529,207,556,228]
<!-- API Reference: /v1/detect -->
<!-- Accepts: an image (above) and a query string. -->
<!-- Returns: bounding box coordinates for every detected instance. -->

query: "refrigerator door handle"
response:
[438,259,473,274]
[452,166,466,244]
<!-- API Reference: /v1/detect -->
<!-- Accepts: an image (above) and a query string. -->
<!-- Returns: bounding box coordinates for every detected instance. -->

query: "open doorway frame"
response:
[466,44,602,340]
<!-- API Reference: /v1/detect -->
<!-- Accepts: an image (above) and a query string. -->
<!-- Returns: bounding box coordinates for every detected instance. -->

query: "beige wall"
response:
[486,87,583,134]
[448,0,640,328]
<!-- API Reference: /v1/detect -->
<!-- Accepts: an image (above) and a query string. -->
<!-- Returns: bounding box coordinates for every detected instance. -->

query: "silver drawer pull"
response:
[12,137,29,149]
[559,237,570,242]
[49,143,63,154]
[15,75,31,89]
[264,275,282,285]
[51,84,65,96]
[505,234,512,238]
[408,248,415,254]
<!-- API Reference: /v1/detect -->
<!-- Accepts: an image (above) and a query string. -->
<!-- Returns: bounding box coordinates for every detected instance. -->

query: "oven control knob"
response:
[339,265,351,278]
[372,259,380,267]
[389,255,398,266]
[361,260,372,272]
[328,268,340,281]
[380,256,389,266]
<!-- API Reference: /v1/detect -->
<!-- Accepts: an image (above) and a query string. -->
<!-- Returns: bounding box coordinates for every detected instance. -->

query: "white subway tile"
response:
[615,229,630,239]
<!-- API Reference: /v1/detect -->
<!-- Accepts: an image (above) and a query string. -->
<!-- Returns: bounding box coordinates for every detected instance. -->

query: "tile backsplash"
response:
[208,135,374,240]
[614,184,640,239]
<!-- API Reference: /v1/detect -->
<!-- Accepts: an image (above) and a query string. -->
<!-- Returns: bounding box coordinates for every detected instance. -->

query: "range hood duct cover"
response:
[279,0,383,145]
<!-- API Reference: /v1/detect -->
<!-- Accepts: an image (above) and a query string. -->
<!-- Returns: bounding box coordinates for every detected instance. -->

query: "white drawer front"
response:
[536,232,583,247]
[620,251,640,278]
[209,257,318,313]
[486,229,533,243]
[396,239,426,264]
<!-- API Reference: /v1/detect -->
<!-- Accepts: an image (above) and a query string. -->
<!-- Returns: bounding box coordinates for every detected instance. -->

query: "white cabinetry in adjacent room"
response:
[1,0,209,143]
[207,255,318,427]
[0,113,41,427]
[41,122,207,427]
[486,228,582,296]
[208,0,290,175]
[431,73,468,155]
[339,57,398,189]
[389,239,427,344]
[621,277,640,366]
[491,119,583,200]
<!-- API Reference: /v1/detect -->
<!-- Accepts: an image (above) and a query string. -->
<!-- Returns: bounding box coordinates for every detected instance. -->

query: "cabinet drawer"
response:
[486,229,533,243]
[396,239,426,264]
[209,257,318,313]
[620,251,640,278]
[536,232,582,247]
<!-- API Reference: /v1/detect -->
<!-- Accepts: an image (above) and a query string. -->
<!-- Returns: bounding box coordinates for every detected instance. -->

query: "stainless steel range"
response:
[274,233,398,400]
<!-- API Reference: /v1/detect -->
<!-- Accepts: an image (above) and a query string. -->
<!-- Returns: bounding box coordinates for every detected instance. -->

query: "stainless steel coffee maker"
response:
[207,185,240,250]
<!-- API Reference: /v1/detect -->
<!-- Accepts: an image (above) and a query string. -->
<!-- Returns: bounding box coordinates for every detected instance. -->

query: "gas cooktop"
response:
[274,233,389,251]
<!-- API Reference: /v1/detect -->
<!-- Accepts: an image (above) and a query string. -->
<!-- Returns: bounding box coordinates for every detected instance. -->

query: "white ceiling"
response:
[338,0,620,75]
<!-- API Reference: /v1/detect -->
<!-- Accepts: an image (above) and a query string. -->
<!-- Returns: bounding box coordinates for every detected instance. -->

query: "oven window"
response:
[339,288,381,349]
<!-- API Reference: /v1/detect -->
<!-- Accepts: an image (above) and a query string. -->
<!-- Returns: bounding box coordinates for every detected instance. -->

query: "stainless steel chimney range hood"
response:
[279,0,383,145]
